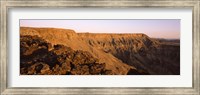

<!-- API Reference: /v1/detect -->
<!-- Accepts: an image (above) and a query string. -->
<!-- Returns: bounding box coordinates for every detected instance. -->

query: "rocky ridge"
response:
[20,35,114,75]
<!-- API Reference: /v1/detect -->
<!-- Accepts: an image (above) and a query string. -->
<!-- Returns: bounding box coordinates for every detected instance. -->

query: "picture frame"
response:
[0,0,199,95]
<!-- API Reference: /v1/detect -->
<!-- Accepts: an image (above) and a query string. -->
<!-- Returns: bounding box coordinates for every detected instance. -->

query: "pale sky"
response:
[20,19,180,39]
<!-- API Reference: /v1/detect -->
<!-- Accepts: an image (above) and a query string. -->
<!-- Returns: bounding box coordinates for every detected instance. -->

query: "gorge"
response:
[20,27,180,75]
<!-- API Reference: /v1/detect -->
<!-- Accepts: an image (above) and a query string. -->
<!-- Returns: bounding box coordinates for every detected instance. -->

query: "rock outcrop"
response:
[20,35,112,75]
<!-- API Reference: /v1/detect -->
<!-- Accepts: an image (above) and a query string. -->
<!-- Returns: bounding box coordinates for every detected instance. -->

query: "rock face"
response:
[20,27,180,75]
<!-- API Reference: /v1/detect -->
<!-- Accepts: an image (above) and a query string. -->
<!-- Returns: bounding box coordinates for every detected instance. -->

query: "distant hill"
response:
[20,27,180,75]
[155,38,180,46]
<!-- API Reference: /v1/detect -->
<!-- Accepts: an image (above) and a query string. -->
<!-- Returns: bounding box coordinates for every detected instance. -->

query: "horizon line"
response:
[20,26,180,40]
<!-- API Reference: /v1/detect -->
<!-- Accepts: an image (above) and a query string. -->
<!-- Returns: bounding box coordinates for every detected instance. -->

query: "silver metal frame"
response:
[0,0,199,95]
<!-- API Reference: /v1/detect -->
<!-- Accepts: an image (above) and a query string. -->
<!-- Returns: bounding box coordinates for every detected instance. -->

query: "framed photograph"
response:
[1,0,199,95]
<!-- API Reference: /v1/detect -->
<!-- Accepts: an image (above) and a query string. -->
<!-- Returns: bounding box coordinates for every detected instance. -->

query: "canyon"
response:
[20,27,180,75]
